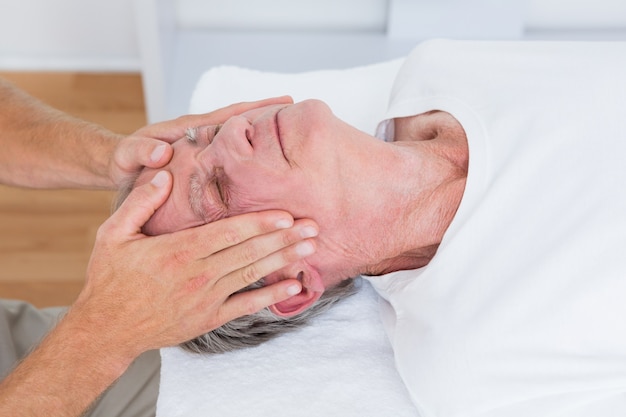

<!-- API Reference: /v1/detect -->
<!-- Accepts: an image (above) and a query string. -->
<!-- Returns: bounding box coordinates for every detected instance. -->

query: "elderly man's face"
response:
[135,99,381,315]
[135,99,363,315]
[135,99,342,236]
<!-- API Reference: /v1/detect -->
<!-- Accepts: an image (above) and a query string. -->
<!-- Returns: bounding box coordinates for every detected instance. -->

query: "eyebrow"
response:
[185,127,198,145]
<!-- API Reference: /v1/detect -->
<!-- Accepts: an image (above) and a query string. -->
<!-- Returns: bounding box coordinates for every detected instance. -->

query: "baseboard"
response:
[0,56,141,72]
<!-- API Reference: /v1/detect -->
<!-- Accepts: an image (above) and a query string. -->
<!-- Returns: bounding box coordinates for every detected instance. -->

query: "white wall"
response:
[528,0,626,29]
[1,0,625,72]
[0,0,139,71]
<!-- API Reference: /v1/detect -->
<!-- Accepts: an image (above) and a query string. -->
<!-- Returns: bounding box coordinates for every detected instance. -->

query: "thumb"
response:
[111,136,173,181]
[104,171,173,240]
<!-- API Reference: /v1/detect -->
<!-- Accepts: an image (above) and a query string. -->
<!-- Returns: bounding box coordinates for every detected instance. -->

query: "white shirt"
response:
[367,39,626,417]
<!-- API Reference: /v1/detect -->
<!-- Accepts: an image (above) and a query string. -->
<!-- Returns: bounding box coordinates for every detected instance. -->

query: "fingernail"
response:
[295,241,315,257]
[286,284,302,296]
[275,218,293,229]
[151,171,168,187]
[300,226,318,238]
[150,144,167,162]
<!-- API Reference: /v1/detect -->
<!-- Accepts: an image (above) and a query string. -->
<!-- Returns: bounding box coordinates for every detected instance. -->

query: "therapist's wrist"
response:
[0,308,139,417]
[61,302,144,371]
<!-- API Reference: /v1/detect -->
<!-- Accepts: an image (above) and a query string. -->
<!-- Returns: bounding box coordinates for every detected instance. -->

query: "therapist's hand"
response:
[109,96,294,187]
[71,168,312,359]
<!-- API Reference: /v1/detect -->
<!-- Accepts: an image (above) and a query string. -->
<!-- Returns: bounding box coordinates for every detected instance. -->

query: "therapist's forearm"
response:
[0,309,137,417]
[0,77,121,189]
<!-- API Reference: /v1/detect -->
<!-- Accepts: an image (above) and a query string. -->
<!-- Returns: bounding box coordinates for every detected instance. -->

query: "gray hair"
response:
[115,175,357,355]
[182,277,358,354]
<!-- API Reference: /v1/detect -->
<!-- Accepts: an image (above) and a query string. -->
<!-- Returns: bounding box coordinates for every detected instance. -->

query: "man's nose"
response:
[213,115,254,151]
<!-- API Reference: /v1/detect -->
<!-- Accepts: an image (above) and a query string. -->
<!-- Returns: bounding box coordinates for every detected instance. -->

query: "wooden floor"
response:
[0,72,147,307]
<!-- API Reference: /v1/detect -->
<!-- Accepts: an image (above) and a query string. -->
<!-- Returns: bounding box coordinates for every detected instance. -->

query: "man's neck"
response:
[356,112,469,276]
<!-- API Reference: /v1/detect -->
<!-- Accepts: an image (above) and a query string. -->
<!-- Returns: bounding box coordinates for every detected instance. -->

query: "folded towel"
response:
[188,58,404,136]
[156,280,418,416]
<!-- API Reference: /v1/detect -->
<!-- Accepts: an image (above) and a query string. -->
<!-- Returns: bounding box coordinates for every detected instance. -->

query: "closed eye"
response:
[189,173,228,223]
[189,174,207,220]
[214,178,225,203]
[214,168,228,207]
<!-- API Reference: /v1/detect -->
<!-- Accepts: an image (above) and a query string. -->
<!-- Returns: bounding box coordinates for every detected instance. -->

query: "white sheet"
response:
[156,58,419,416]
[157,280,418,416]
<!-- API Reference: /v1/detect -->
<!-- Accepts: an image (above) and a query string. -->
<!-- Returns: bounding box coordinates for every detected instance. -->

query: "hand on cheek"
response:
[74,170,316,356]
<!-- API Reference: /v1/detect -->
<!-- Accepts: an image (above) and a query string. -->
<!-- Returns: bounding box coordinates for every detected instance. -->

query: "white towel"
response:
[187,58,405,136]
[156,280,418,416]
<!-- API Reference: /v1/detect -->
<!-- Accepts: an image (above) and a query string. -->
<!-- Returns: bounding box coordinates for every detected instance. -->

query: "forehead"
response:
[134,139,205,236]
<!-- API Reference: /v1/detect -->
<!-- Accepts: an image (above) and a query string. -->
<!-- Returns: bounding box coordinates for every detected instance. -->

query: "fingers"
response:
[198,220,318,329]
[165,217,316,332]
[148,142,173,166]
[111,136,174,187]
[209,96,294,120]
[210,219,318,295]
[170,210,300,260]
[112,97,294,186]
[138,96,294,142]
[113,97,294,187]
[167,216,316,285]
[217,279,303,325]
[99,171,172,240]
[182,96,294,130]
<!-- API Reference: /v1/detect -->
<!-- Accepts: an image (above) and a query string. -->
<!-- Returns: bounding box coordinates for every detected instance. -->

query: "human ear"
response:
[264,267,324,317]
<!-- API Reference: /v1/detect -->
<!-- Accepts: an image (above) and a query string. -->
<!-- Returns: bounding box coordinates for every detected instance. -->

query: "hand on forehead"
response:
[132,99,296,236]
